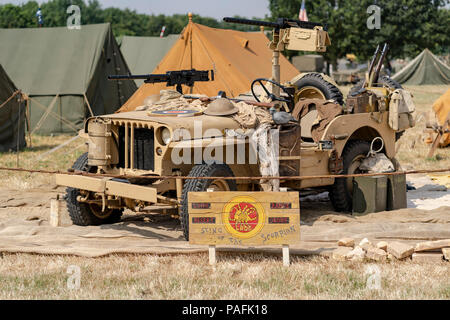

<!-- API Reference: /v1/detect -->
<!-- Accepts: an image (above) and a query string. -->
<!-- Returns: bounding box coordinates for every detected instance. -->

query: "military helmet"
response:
[204,98,239,116]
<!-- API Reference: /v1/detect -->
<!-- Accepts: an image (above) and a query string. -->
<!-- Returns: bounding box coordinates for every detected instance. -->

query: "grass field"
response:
[0,253,448,299]
[0,85,448,300]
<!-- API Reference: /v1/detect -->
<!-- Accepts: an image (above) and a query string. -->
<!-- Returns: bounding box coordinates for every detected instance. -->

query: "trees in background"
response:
[0,0,259,35]
[1,0,448,70]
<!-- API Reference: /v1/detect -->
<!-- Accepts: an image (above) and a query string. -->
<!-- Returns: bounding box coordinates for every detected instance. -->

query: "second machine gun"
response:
[108,69,214,94]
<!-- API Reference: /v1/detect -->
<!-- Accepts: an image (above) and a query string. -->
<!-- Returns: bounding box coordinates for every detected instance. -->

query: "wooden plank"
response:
[189,191,300,246]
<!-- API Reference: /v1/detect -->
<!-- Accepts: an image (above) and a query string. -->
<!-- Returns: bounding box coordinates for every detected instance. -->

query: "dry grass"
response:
[0,135,86,189]
[0,253,448,300]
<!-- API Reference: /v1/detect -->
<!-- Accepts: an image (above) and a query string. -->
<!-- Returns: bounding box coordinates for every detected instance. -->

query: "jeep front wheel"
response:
[180,163,237,240]
[66,152,123,226]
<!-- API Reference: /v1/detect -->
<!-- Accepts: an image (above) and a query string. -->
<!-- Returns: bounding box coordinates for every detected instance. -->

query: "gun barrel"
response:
[108,74,158,80]
[223,17,323,30]
[374,43,389,84]
[223,17,279,29]
[366,44,381,87]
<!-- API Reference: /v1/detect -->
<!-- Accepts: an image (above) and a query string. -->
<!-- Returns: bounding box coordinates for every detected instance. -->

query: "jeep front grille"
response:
[113,121,155,171]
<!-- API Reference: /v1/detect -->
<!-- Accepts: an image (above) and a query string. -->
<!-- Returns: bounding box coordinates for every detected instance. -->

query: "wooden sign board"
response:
[188,191,300,246]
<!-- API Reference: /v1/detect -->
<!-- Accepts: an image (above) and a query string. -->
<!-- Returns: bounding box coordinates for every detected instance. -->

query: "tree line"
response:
[1,0,449,69]
[0,0,259,35]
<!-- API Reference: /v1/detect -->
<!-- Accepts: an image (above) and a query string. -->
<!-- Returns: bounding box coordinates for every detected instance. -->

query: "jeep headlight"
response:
[161,127,171,145]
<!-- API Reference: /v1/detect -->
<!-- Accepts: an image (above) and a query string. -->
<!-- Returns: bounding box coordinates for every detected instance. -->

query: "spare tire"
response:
[293,73,344,105]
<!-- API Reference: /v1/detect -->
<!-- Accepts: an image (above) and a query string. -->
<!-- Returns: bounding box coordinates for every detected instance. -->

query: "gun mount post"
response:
[223,17,330,99]
[272,29,281,97]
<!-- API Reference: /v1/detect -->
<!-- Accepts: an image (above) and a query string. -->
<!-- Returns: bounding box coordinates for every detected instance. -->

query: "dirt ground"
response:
[0,175,448,299]
[0,174,448,257]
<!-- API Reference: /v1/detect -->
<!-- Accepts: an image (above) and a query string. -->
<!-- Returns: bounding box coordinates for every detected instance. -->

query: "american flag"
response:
[299,0,308,22]
[160,26,166,38]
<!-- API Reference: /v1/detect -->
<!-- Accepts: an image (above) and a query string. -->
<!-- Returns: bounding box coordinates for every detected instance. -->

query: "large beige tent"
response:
[0,24,136,134]
[119,21,299,112]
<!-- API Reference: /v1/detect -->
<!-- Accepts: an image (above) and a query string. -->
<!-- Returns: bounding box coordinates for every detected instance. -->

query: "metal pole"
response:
[271,30,281,98]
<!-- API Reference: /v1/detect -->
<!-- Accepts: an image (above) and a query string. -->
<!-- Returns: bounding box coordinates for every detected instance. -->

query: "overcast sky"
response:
[0,0,271,19]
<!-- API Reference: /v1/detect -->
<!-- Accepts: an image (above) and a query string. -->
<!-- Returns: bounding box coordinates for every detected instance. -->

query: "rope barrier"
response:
[0,166,448,181]
[0,90,20,110]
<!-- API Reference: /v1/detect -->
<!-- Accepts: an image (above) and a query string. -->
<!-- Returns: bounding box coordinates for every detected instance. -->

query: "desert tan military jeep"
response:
[56,18,415,240]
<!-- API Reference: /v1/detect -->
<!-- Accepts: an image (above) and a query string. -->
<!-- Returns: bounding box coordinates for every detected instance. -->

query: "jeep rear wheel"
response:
[329,140,370,212]
[180,163,237,241]
[66,153,123,226]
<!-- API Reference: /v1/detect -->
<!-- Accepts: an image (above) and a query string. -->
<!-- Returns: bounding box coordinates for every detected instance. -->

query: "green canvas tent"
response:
[392,49,450,85]
[0,64,26,152]
[0,23,137,135]
[120,35,179,86]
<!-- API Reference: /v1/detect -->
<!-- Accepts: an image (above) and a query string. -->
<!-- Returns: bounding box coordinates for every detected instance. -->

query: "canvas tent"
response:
[0,65,26,152]
[120,35,179,87]
[392,49,450,85]
[0,24,137,135]
[119,21,299,112]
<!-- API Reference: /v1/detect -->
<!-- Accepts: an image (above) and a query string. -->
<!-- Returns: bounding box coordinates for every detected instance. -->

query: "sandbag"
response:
[389,89,415,131]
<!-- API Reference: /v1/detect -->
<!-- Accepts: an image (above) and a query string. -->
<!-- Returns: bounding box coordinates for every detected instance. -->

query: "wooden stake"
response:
[209,245,216,265]
[282,244,290,267]
[50,195,61,227]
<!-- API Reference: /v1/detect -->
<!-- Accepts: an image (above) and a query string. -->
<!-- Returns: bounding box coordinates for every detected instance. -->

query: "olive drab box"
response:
[281,27,330,52]
[389,89,415,131]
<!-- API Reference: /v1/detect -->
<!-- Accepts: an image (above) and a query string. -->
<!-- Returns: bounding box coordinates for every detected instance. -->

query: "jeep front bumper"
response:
[55,174,158,203]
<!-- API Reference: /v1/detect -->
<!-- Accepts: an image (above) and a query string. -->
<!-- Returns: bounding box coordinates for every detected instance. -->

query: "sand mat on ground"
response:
[0,174,448,258]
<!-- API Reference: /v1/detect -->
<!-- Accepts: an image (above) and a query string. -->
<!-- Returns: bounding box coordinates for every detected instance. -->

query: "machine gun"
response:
[223,17,324,31]
[223,17,330,99]
[108,69,214,94]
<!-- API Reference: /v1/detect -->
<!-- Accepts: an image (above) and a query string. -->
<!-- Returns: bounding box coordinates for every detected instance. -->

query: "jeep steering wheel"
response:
[251,78,293,104]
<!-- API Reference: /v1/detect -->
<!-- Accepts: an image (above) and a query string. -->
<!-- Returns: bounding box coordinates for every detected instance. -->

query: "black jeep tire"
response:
[66,153,123,226]
[180,163,237,241]
[329,140,371,212]
[293,73,344,105]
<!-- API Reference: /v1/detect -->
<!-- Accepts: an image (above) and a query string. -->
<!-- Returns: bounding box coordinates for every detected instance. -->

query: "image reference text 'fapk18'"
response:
[182,304,269,317]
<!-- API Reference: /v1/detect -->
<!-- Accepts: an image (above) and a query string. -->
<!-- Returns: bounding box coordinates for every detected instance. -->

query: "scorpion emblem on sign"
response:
[223,196,265,239]
[228,202,258,233]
